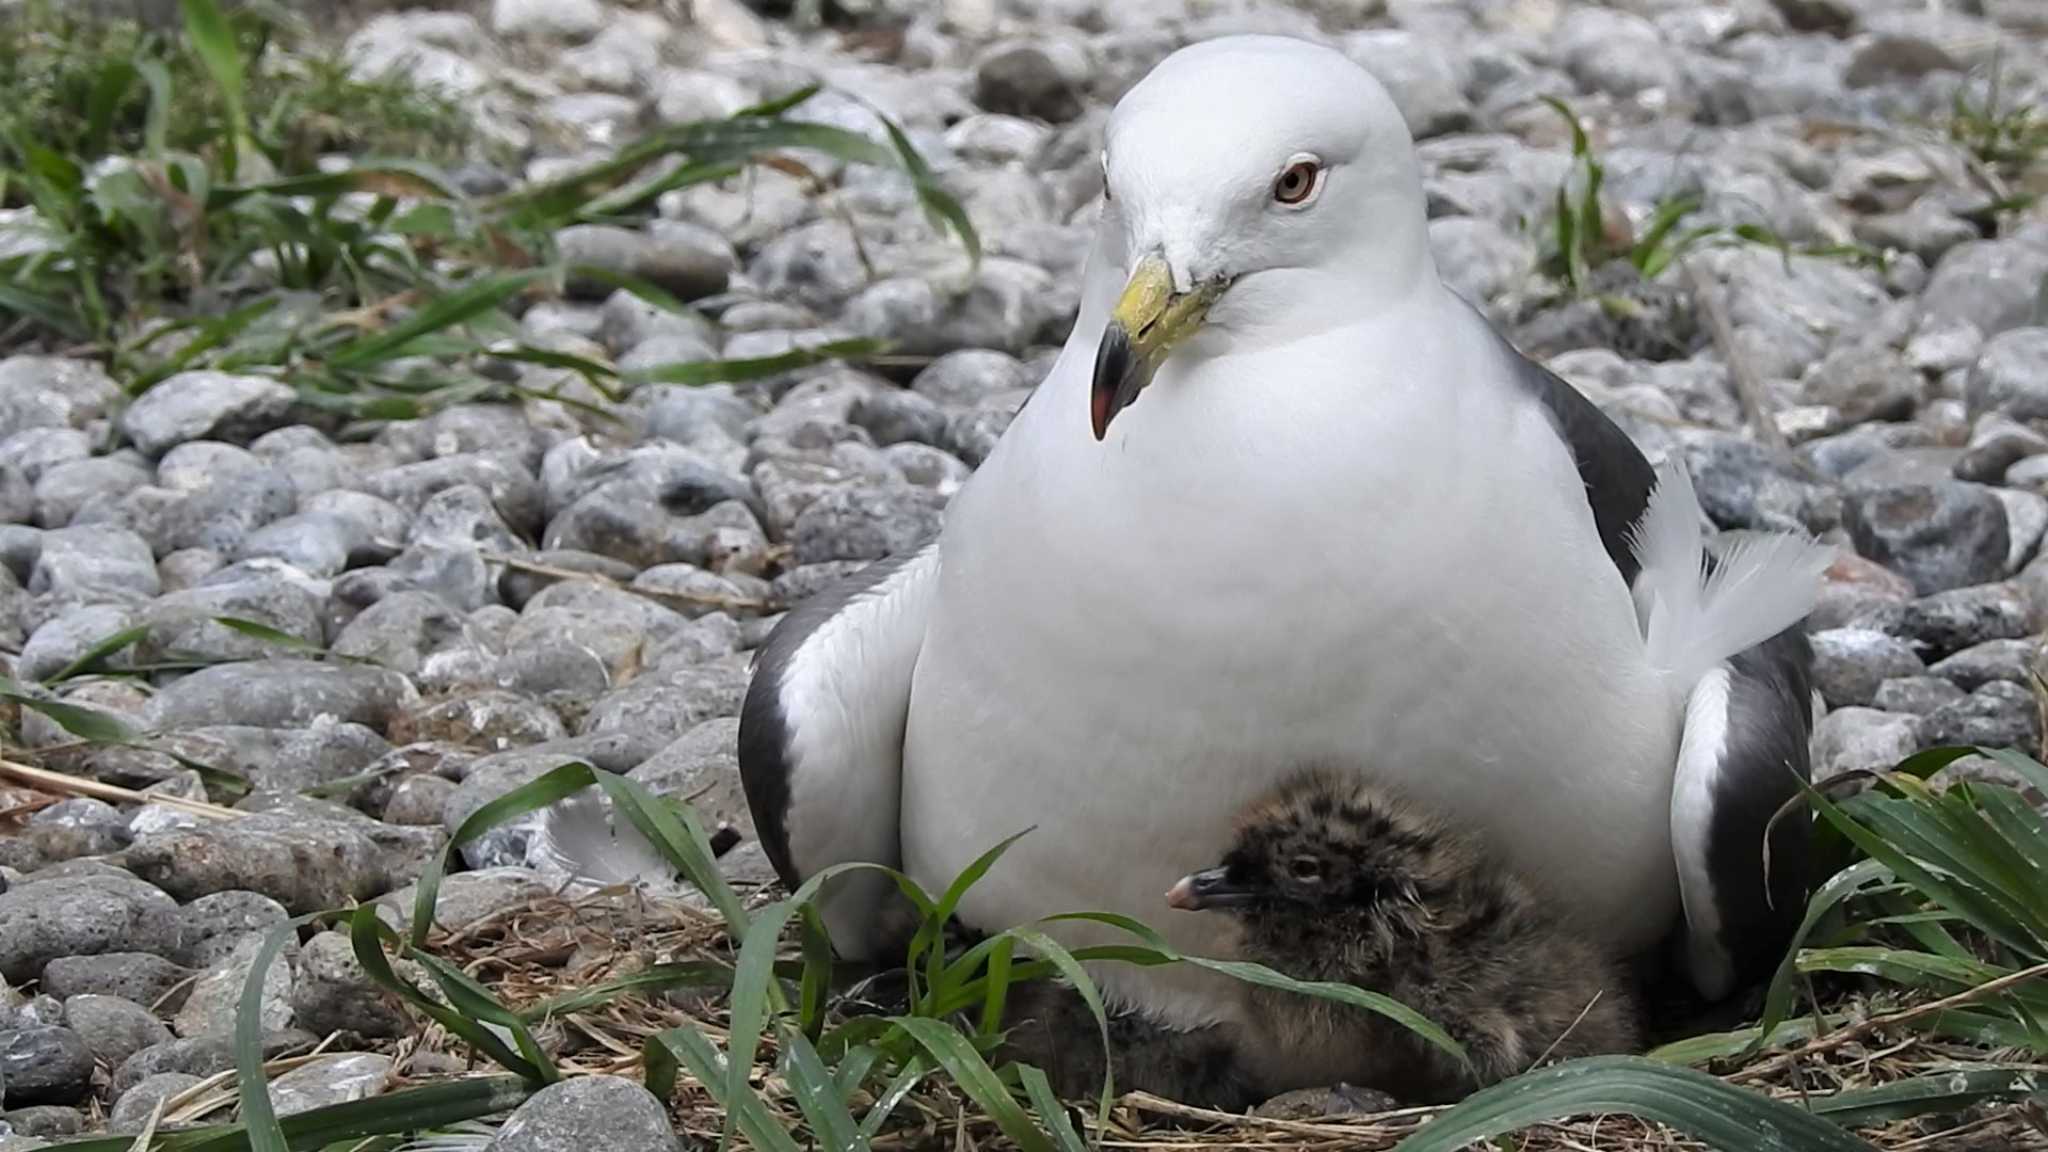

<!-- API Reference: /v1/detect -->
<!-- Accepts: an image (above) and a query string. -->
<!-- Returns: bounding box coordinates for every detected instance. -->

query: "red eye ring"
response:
[1273,159,1321,205]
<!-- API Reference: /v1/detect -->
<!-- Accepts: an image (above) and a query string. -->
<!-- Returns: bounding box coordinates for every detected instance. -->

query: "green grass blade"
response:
[916,827,1033,1011]
[643,1026,804,1152]
[1812,782,2043,959]
[1810,1066,2046,1126]
[1748,858,1893,1056]
[833,1045,880,1099]
[778,1025,871,1152]
[45,625,149,683]
[888,1016,1057,1152]
[211,163,464,210]
[1631,195,1702,277]
[520,961,733,1021]
[42,1076,534,1152]
[800,905,835,1040]
[872,111,978,265]
[210,615,329,657]
[590,771,750,935]
[411,761,599,947]
[408,952,560,1084]
[0,674,139,742]
[180,0,249,173]
[327,270,543,370]
[857,1057,929,1140]
[1647,1016,1835,1067]
[1794,946,2007,995]
[1391,1056,1880,1152]
[1045,910,1468,1068]
[725,897,800,1135]
[346,907,545,1081]
[239,916,325,1152]
[977,935,1015,1039]
[1978,747,2048,795]
[1017,1065,1089,1152]
[1000,928,1116,1133]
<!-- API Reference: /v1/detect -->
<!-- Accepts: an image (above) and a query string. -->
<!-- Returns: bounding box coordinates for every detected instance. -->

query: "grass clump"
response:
[1537,96,1888,302]
[0,0,473,177]
[0,0,972,421]
[34,742,2048,1152]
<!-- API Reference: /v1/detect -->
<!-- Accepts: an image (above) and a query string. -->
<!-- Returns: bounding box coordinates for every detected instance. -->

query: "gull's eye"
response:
[1287,855,1323,882]
[1272,157,1322,207]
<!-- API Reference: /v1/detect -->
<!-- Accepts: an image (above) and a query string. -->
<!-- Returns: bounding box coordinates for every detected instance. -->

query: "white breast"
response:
[901,286,1683,1027]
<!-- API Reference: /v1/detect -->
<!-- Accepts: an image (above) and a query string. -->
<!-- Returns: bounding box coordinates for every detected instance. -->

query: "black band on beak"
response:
[1091,322,1140,441]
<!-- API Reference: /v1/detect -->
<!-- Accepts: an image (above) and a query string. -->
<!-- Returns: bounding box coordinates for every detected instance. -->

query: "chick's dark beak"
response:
[1166,866,1255,911]
[1091,253,1227,441]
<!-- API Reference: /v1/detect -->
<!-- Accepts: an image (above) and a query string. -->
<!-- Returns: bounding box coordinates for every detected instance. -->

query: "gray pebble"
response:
[381,774,461,827]
[119,372,299,458]
[1812,706,1923,781]
[126,812,414,914]
[791,484,945,565]
[1924,681,2041,755]
[389,690,569,751]
[376,868,556,935]
[289,931,410,1039]
[1808,628,1923,708]
[268,1053,392,1116]
[1928,638,2039,692]
[0,875,181,984]
[576,658,749,766]
[173,934,294,1040]
[0,1028,93,1105]
[484,1074,678,1152]
[33,456,150,530]
[109,1072,202,1130]
[1921,240,2048,341]
[110,1031,313,1099]
[60,995,171,1069]
[39,954,192,1010]
[331,591,470,676]
[178,891,291,970]
[137,573,325,665]
[628,718,748,835]
[145,660,417,732]
[18,604,134,682]
[1968,328,2048,422]
[357,453,542,540]
[1842,482,2009,596]
[0,1106,81,1139]
[0,357,122,438]
[1892,583,2032,657]
[1872,675,1967,715]
[558,222,733,303]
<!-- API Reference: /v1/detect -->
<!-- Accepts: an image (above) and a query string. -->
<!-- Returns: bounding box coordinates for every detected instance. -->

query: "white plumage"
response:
[741,34,1830,1037]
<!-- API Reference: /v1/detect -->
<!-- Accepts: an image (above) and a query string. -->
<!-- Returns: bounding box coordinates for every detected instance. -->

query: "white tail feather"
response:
[1628,456,1833,690]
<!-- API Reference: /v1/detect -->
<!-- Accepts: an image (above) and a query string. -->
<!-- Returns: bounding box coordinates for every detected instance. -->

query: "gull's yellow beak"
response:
[1090,254,1227,440]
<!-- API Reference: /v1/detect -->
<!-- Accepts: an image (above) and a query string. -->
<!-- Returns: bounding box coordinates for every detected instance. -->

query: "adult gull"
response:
[739,35,1832,1035]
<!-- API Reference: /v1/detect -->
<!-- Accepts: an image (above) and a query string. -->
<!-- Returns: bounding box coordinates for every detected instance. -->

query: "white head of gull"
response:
[737,35,1832,1045]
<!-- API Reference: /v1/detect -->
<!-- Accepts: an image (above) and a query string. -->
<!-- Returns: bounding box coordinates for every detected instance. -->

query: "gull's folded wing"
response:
[739,541,942,959]
[1671,630,1816,1000]
[1483,305,1820,1000]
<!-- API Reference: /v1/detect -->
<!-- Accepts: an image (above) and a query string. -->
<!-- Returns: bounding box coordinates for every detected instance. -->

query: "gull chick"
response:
[1170,766,1643,1102]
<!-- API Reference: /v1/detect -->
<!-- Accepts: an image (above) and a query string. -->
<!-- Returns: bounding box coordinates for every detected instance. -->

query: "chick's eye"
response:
[1287,855,1323,882]
[1272,159,1322,206]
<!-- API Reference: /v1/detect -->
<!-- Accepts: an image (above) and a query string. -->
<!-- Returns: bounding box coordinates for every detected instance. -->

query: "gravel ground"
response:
[2,0,2047,1138]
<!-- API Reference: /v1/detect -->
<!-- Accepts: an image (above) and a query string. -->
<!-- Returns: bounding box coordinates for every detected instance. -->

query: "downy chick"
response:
[1168,766,1642,1103]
